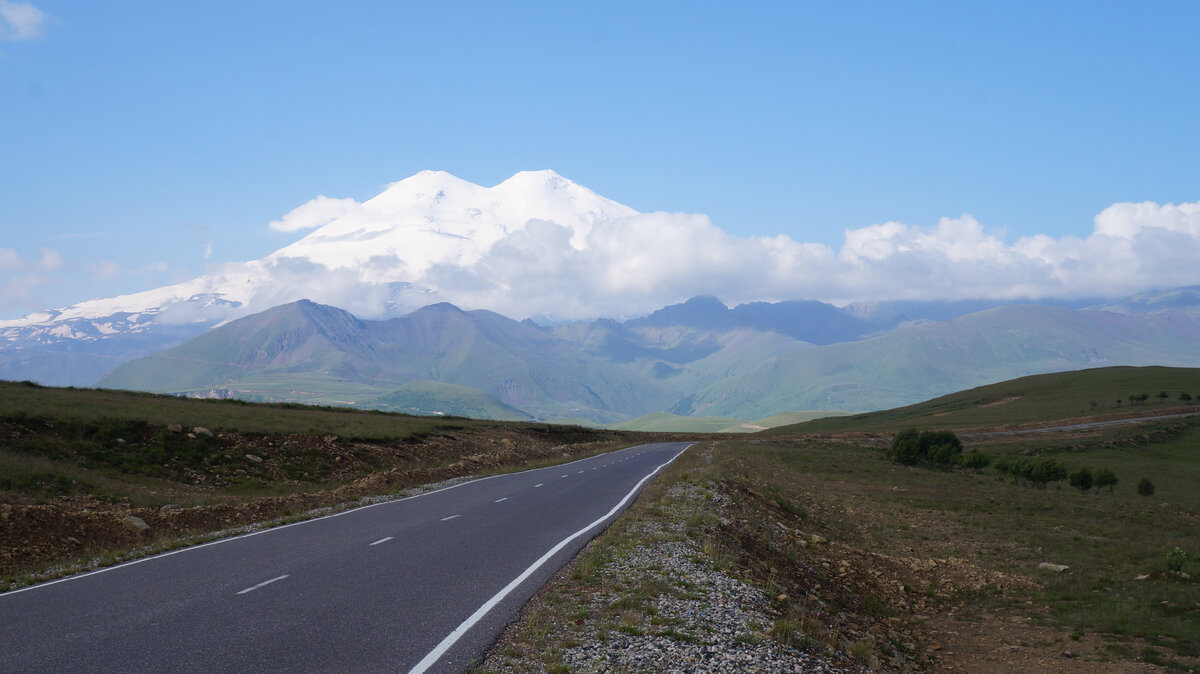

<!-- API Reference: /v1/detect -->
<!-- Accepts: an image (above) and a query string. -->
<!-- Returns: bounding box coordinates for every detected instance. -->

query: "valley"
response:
[3,368,1198,671]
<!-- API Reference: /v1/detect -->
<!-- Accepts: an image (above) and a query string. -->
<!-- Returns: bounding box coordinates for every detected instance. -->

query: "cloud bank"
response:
[252,198,1200,321]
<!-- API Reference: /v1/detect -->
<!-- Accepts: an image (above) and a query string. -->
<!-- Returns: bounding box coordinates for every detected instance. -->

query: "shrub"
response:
[1167,547,1189,573]
[1137,477,1156,497]
[1031,458,1067,489]
[888,428,922,466]
[1180,392,1194,402]
[1094,468,1118,492]
[888,429,963,470]
[921,430,964,469]
[959,450,991,473]
[1069,467,1093,492]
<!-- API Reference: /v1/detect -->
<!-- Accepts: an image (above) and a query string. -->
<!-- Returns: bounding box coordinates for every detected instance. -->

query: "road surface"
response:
[0,441,692,673]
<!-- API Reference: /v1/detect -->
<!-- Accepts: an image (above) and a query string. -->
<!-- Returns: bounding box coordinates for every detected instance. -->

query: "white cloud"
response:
[341,199,1200,320]
[0,246,61,314]
[269,195,360,232]
[0,1,46,41]
[87,260,120,281]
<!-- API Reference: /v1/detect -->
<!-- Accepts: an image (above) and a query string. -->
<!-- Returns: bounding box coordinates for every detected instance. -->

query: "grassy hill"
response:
[766,365,1200,434]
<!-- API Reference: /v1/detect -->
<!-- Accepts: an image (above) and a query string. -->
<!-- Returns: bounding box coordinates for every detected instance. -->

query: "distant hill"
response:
[672,306,1200,418]
[100,300,676,424]
[99,288,1200,424]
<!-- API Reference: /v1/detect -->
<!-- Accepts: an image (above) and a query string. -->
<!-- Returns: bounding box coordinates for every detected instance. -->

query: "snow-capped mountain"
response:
[1,171,634,336]
[0,170,639,384]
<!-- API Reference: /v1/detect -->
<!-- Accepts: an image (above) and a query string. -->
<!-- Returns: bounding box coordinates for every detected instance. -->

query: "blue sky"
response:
[2,1,1199,318]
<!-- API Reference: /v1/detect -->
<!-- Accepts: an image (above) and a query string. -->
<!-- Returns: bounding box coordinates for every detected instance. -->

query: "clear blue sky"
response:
[2,1,1199,317]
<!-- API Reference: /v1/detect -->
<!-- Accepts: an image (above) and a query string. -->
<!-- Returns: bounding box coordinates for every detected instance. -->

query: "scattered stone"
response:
[1134,574,1150,581]
[159,504,182,514]
[1037,563,1069,573]
[121,515,150,535]
[114,438,126,446]
[167,424,183,433]
[810,533,827,544]
[244,454,263,463]
[193,427,213,438]
[0,504,11,520]
[187,433,197,439]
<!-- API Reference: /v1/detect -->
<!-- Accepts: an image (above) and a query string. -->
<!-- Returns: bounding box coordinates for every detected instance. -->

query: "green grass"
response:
[770,365,1200,434]
[719,416,1200,662]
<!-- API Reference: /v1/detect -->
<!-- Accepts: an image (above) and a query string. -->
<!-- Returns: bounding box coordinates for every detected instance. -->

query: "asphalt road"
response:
[0,441,692,673]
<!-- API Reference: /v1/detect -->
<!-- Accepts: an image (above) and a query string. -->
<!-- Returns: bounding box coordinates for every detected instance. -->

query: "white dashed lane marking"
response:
[369,537,393,546]
[495,498,508,503]
[236,574,289,595]
[441,515,460,521]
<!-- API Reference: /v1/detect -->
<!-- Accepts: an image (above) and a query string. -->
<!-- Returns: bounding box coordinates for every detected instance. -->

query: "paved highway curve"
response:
[0,441,693,673]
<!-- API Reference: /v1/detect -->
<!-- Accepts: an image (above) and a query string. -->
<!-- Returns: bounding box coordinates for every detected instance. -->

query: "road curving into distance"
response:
[0,441,693,673]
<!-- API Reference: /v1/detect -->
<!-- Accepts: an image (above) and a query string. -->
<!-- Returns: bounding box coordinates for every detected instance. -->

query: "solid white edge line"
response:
[236,574,289,595]
[370,537,394,546]
[407,442,693,674]
[0,442,667,599]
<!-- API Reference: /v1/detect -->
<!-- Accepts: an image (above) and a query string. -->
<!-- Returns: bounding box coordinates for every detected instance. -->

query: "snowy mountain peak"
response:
[0,169,638,339]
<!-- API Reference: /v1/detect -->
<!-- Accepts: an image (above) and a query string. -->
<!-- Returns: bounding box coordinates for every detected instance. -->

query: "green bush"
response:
[1137,477,1156,496]
[888,429,963,470]
[1094,468,1118,492]
[1069,466,1093,491]
[1030,458,1067,489]
[1167,547,1189,573]
[959,450,991,473]
[888,428,922,466]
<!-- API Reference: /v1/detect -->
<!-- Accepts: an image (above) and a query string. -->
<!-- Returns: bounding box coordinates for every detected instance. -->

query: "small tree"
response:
[1031,458,1067,489]
[1180,392,1193,403]
[889,428,922,466]
[1137,477,1156,496]
[960,450,991,473]
[888,429,963,470]
[1094,468,1118,492]
[1157,390,1170,403]
[1069,466,1093,491]
[920,429,964,470]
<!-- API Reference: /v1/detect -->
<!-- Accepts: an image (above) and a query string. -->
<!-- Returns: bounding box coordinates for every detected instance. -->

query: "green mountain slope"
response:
[682,306,1200,418]
[101,300,677,424]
